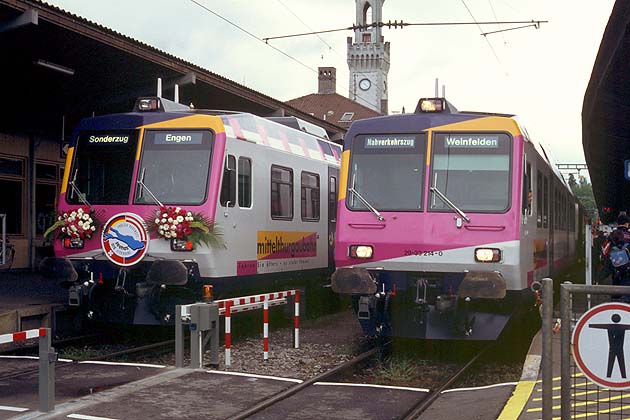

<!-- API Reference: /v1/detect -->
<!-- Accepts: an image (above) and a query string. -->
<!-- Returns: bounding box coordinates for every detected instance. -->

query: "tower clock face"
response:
[359,78,371,91]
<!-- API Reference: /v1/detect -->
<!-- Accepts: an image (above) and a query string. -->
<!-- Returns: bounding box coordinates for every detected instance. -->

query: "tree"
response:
[571,179,598,222]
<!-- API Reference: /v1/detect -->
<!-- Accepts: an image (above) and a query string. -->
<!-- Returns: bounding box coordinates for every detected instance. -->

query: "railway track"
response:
[230,341,391,420]
[0,338,176,382]
[400,344,494,419]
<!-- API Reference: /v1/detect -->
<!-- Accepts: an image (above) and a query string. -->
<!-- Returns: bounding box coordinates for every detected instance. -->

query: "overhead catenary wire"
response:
[187,0,381,111]
[262,19,547,42]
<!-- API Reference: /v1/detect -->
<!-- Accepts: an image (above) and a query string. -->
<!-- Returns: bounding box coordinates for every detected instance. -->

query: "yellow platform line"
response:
[528,394,629,413]
[496,380,535,420]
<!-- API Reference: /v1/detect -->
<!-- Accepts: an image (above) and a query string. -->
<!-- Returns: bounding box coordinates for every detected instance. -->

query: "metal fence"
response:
[546,283,630,419]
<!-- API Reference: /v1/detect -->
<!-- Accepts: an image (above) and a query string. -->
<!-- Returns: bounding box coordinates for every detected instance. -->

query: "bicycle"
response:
[0,237,15,271]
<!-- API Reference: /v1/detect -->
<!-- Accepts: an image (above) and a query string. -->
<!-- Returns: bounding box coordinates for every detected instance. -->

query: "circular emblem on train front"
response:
[101,213,149,267]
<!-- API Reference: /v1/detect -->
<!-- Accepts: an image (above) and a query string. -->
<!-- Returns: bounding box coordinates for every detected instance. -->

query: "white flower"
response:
[83,214,89,221]
[162,213,168,218]
[88,217,93,223]
[58,216,63,221]
[187,212,192,217]
[162,224,169,230]
[167,217,173,223]
[155,218,160,224]
[91,226,96,231]
[77,208,84,214]
[61,227,66,232]
[63,213,67,218]
[68,216,75,222]
[164,232,171,238]
[170,225,177,230]
[161,218,166,223]
[71,225,78,231]
[175,207,181,213]
[176,216,184,223]
[70,211,76,217]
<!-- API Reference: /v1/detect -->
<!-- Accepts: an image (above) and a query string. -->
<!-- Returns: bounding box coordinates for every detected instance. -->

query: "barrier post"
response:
[541,278,553,420]
[225,301,232,368]
[175,305,184,368]
[294,290,300,349]
[263,296,269,361]
[38,327,55,412]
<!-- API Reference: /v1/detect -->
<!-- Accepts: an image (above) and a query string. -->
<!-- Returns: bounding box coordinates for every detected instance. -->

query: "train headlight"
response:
[63,237,84,249]
[171,239,194,252]
[349,245,373,259]
[474,248,501,263]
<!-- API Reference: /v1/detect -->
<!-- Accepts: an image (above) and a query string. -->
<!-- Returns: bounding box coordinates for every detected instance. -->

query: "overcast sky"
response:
[45,0,615,172]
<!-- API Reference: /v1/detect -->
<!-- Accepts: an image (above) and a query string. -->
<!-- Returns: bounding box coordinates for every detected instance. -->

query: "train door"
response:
[328,167,339,269]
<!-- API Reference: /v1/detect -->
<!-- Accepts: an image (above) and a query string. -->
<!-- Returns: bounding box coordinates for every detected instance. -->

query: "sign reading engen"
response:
[365,136,416,149]
[445,135,499,148]
[153,132,203,145]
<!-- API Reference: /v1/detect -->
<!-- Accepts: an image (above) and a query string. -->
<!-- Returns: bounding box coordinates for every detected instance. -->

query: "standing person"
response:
[602,213,630,300]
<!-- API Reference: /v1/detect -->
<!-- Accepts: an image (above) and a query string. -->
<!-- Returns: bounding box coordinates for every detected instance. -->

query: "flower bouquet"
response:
[147,206,221,248]
[44,206,98,239]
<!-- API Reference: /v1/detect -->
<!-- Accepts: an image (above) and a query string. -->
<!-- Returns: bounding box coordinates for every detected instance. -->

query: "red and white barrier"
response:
[263,297,269,360]
[294,290,300,349]
[225,301,232,367]
[0,328,47,344]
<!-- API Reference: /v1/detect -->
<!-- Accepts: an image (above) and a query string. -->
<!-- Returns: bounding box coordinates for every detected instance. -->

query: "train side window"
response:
[301,171,320,222]
[271,165,293,220]
[220,155,236,207]
[238,157,252,208]
[543,176,549,228]
[329,176,337,222]
[522,161,532,217]
[536,170,543,227]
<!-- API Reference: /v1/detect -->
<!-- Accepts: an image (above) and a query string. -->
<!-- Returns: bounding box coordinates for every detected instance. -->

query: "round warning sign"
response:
[101,213,149,267]
[573,302,630,389]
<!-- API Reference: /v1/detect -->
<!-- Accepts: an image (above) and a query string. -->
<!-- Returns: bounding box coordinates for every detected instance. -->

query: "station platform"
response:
[0,271,69,336]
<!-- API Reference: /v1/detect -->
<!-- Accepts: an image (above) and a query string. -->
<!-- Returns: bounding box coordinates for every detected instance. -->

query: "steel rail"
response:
[400,344,493,419]
[230,341,390,420]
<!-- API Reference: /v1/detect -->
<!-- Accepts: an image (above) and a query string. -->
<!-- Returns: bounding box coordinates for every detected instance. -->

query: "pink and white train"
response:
[332,98,585,340]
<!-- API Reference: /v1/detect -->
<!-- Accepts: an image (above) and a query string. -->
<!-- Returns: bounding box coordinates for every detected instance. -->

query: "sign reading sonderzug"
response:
[364,135,416,149]
[445,135,499,148]
[88,134,130,144]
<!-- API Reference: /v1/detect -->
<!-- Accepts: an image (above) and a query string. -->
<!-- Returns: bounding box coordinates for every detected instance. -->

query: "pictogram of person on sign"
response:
[589,313,630,378]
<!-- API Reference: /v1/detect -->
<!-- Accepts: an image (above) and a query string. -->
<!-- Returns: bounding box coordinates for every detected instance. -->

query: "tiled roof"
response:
[285,93,382,128]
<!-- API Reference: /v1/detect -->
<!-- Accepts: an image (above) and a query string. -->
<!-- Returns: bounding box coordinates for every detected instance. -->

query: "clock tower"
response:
[347,0,390,114]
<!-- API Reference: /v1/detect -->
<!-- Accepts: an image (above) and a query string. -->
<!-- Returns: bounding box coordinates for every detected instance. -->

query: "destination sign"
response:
[88,134,130,144]
[364,135,416,149]
[445,135,499,148]
[153,132,203,145]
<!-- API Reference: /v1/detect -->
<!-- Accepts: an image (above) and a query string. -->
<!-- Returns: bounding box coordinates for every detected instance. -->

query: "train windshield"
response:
[67,131,139,204]
[430,133,511,212]
[134,130,214,205]
[348,134,426,211]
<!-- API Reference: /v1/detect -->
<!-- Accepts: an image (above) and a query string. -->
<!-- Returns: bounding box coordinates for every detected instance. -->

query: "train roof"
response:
[344,97,572,193]
[70,97,342,165]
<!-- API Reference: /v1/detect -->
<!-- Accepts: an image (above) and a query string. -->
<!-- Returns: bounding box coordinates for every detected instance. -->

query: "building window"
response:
[271,165,293,220]
[362,33,371,43]
[301,171,320,221]
[238,157,252,208]
[339,112,355,122]
[0,156,25,235]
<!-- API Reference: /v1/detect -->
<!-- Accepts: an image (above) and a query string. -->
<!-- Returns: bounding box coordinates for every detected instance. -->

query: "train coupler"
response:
[357,296,371,320]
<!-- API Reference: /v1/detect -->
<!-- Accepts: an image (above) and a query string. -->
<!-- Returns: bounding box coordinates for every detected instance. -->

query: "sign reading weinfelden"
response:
[364,136,416,149]
[445,135,499,148]
[153,132,204,145]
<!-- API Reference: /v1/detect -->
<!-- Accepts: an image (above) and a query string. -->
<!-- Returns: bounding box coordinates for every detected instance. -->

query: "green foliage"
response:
[571,179,598,221]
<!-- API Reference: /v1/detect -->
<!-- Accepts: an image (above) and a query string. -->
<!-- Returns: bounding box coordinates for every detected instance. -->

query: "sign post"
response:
[573,302,630,389]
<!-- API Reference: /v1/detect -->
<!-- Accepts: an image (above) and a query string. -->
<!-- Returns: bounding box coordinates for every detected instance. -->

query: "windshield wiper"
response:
[137,167,164,207]
[69,169,93,209]
[430,187,470,223]
[348,187,385,221]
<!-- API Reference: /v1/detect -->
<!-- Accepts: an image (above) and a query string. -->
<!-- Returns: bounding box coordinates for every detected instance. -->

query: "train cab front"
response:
[332,98,528,340]
[42,97,224,325]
